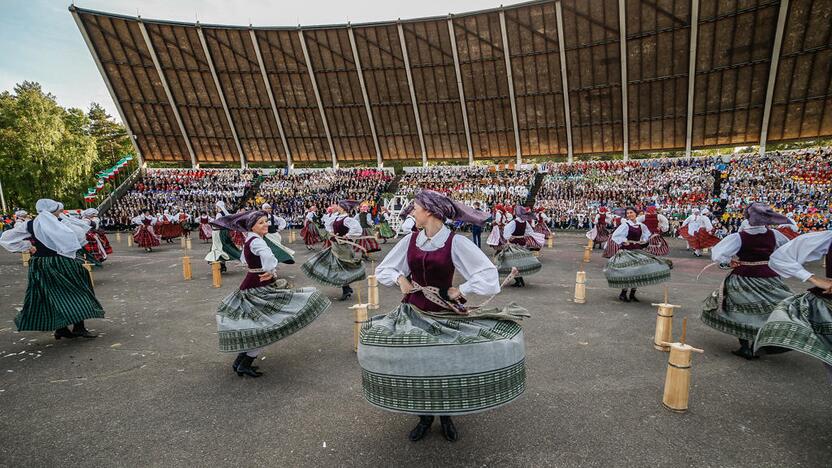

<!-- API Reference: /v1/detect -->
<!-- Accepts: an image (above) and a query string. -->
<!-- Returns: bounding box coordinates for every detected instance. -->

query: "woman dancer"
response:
[498,206,544,287]
[300,205,321,250]
[197,211,213,243]
[355,203,381,254]
[588,206,611,250]
[212,211,331,377]
[533,207,552,243]
[205,201,241,273]
[0,199,104,339]
[376,206,396,243]
[301,200,366,301]
[358,190,527,442]
[132,209,161,253]
[701,203,793,359]
[637,205,670,256]
[486,203,507,250]
[604,207,672,302]
[81,208,112,264]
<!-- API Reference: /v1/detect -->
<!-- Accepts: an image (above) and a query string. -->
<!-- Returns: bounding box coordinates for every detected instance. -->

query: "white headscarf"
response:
[14,210,28,218]
[82,208,98,218]
[216,200,229,216]
[33,199,83,258]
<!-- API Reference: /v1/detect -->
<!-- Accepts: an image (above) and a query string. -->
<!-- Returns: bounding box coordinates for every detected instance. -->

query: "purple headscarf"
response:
[400,190,489,226]
[745,202,790,227]
[210,210,267,232]
[338,200,359,212]
[514,205,535,222]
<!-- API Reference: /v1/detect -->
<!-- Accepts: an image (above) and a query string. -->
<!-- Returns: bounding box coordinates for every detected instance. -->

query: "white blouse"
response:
[502,220,533,238]
[768,231,832,282]
[241,232,279,275]
[636,214,670,233]
[0,221,32,253]
[400,216,416,232]
[376,226,500,297]
[711,226,790,264]
[611,219,651,245]
[325,214,362,236]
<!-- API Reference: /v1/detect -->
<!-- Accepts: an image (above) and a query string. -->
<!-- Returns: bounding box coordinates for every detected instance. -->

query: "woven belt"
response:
[247,268,265,274]
[696,260,770,280]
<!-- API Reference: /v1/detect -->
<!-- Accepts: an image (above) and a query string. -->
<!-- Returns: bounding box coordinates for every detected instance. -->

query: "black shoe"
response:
[409,416,434,442]
[629,289,638,302]
[731,339,758,360]
[619,290,630,302]
[512,278,522,288]
[340,286,353,301]
[236,355,263,378]
[761,346,792,355]
[220,263,227,273]
[439,416,459,442]
[54,327,76,340]
[72,321,97,338]
[232,352,246,372]
[519,277,526,287]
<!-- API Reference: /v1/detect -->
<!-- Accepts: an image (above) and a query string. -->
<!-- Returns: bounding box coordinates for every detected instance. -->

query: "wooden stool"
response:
[574,270,586,304]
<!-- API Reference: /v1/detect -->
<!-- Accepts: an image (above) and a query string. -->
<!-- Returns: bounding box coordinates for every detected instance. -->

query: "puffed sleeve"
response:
[772,229,790,247]
[324,216,336,234]
[400,217,415,232]
[658,214,669,232]
[769,231,832,282]
[0,221,32,253]
[375,233,412,286]
[343,217,363,237]
[248,236,278,274]
[502,220,517,239]
[451,235,500,296]
[639,222,651,241]
[711,233,741,263]
[610,222,630,245]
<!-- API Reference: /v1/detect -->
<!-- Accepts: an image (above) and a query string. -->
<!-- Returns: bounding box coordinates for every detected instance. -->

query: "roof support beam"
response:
[250,29,293,169]
[555,1,574,163]
[347,26,382,168]
[196,26,246,168]
[618,0,630,161]
[298,29,337,168]
[685,0,700,158]
[71,8,145,167]
[759,0,790,156]
[447,18,474,165]
[499,10,522,165]
[138,20,197,167]
[397,23,428,167]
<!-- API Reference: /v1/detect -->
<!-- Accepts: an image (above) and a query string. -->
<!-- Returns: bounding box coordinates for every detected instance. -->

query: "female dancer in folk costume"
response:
[376,206,396,243]
[754,230,832,382]
[776,212,800,240]
[681,208,719,257]
[700,203,794,359]
[81,208,112,264]
[587,206,611,250]
[300,205,322,250]
[604,207,672,302]
[174,209,192,239]
[156,209,182,244]
[261,203,295,263]
[359,190,528,442]
[486,204,507,250]
[355,203,381,254]
[197,211,213,243]
[533,207,552,240]
[228,208,248,248]
[212,211,331,378]
[637,206,670,256]
[0,199,104,339]
[301,200,367,301]
[205,201,241,273]
[132,209,161,252]
[498,206,544,288]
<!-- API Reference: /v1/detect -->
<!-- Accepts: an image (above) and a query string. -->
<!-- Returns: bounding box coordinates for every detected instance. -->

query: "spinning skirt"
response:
[157,223,182,239]
[533,222,552,239]
[198,224,213,241]
[776,227,800,240]
[754,289,832,366]
[701,274,794,341]
[301,243,367,287]
[15,256,105,331]
[216,279,331,352]
[300,223,321,245]
[587,224,610,243]
[602,240,620,259]
[204,230,241,262]
[646,234,670,256]
[494,243,542,277]
[687,228,720,250]
[264,235,295,264]
[377,221,395,239]
[358,303,526,415]
[357,228,381,253]
[230,230,246,248]
[133,225,160,248]
[83,231,108,263]
[486,225,505,248]
[604,249,672,289]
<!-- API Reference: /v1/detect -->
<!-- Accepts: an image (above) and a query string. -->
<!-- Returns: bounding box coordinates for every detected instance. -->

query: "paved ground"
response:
[0,231,829,467]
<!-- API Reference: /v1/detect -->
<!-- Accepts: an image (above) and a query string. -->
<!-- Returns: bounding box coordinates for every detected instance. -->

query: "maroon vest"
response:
[332,217,349,236]
[403,232,455,312]
[733,230,778,277]
[239,237,276,290]
[142,218,151,226]
[622,223,644,250]
[598,213,606,225]
[826,240,832,279]
[643,213,659,234]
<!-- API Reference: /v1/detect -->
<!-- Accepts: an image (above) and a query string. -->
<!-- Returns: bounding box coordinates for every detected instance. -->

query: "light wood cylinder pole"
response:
[186,237,192,250]
[660,319,704,412]
[127,234,133,247]
[211,262,222,288]
[116,232,122,242]
[83,261,94,287]
[182,256,192,281]
[350,303,369,353]
[367,275,379,310]
[547,236,553,249]
[180,236,186,248]
[21,252,30,267]
[574,270,586,304]
[583,245,591,263]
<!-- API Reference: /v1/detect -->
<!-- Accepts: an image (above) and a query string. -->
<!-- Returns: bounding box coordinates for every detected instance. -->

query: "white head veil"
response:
[33,199,83,258]
[216,200,229,216]
[82,208,98,218]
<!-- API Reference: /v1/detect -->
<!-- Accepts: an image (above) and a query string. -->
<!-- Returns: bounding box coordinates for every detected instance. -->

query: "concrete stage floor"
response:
[0,231,829,467]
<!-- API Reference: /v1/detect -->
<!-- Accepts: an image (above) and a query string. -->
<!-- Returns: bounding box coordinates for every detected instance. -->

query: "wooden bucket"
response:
[661,342,704,412]
[652,303,679,351]
[574,271,586,304]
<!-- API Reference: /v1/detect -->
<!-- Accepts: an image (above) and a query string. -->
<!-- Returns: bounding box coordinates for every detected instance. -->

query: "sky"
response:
[0,0,503,121]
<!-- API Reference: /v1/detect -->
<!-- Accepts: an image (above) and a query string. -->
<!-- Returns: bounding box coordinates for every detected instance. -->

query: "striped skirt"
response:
[15,256,105,331]
[494,243,542,277]
[133,225,160,248]
[376,221,395,239]
[604,249,672,289]
[300,222,321,245]
[486,225,505,248]
[358,303,526,415]
[301,243,367,287]
[216,279,331,352]
[754,289,832,366]
[701,274,794,341]
[646,234,670,256]
[357,228,381,253]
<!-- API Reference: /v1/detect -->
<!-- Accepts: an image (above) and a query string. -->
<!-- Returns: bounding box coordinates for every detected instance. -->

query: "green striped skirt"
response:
[301,243,366,287]
[494,243,542,277]
[16,256,105,331]
[216,279,331,352]
[604,249,672,289]
[754,289,832,366]
[376,221,395,239]
[701,274,794,341]
[358,303,526,415]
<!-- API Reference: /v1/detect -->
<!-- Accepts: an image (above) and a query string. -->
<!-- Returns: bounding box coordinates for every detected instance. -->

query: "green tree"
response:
[88,102,131,166]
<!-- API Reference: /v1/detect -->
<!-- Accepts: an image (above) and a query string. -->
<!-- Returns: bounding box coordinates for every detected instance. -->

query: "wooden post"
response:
[547,236,553,249]
[182,256,192,281]
[367,275,379,310]
[574,270,586,304]
[211,262,222,288]
[583,246,591,263]
[21,252,30,267]
[127,234,133,247]
[660,325,704,413]
[180,236,187,248]
[350,303,369,353]
[116,232,121,242]
[83,261,94,287]
[186,237,192,250]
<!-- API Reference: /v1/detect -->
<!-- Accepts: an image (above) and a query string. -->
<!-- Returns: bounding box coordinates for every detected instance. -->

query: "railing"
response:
[97,166,145,216]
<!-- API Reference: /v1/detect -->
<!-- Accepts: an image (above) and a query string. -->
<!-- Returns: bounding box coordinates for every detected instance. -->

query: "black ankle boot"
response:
[54,327,76,340]
[220,262,227,273]
[409,415,434,442]
[513,277,522,288]
[439,416,459,442]
[731,339,758,360]
[232,352,246,372]
[629,289,638,302]
[518,277,526,287]
[619,290,630,302]
[72,321,97,338]
[236,355,263,378]
[340,286,353,301]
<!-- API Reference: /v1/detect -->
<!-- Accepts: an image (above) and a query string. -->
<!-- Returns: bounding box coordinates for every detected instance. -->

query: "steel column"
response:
[759,0,790,155]
[618,0,630,160]
[348,26,382,167]
[499,10,522,165]
[250,29,293,169]
[398,23,428,167]
[448,17,474,165]
[685,0,700,157]
[298,29,337,168]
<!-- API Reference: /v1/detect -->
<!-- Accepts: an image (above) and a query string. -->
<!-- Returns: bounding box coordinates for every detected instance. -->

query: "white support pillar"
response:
[618,0,630,161]
[685,0,700,158]
[250,29,293,169]
[555,1,574,162]
[447,17,474,165]
[197,26,246,168]
[398,22,428,167]
[71,7,144,166]
[348,26,383,167]
[298,29,337,168]
[499,10,522,165]
[759,0,790,156]
[138,20,197,167]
